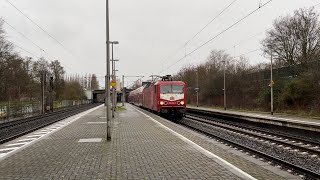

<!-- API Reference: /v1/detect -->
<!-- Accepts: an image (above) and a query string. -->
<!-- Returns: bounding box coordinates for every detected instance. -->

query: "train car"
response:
[128,75,186,120]
[127,85,144,106]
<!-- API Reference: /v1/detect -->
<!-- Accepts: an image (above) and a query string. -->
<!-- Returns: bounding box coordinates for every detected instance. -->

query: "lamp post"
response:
[105,0,111,140]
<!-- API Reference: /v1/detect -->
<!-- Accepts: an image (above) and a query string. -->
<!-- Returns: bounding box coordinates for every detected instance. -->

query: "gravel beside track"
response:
[186,108,320,144]
[182,113,320,179]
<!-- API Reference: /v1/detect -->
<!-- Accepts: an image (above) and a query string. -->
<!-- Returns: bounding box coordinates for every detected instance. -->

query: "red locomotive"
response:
[128,75,186,119]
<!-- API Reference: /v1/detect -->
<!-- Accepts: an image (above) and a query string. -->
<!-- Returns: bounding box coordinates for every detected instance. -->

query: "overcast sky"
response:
[1,0,320,87]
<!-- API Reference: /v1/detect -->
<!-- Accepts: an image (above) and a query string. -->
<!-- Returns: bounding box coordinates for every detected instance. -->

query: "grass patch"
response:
[116,106,126,110]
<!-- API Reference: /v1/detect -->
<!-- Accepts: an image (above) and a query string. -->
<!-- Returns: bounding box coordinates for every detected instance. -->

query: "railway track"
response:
[0,103,100,144]
[181,112,320,179]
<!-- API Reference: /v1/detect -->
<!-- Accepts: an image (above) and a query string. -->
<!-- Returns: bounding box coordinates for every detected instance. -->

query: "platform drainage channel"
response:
[78,138,102,143]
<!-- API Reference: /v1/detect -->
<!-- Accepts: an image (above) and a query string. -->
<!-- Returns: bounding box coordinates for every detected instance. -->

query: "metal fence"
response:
[0,100,92,122]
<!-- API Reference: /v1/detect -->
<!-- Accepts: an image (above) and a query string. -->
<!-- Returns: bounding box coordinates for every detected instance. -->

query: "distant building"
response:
[85,90,93,100]
[116,78,122,92]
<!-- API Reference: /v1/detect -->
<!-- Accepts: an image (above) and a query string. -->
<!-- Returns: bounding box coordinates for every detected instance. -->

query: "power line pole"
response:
[196,70,199,107]
[223,60,226,111]
[41,72,45,114]
[106,0,111,140]
[49,76,54,112]
[270,51,274,115]
[122,75,125,106]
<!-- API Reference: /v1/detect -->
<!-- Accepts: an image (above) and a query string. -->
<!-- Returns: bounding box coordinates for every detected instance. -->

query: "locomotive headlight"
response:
[180,101,185,105]
[160,101,164,105]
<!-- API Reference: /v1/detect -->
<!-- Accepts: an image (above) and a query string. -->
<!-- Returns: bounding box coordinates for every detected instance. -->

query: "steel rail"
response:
[181,116,320,179]
[186,113,320,153]
[0,104,100,144]
[186,108,320,144]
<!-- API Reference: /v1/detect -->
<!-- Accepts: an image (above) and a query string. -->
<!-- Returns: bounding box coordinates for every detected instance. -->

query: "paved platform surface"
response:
[0,104,300,179]
[188,106,320,128]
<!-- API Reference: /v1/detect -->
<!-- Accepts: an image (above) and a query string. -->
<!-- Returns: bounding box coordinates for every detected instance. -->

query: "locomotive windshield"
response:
[160,84,183,94]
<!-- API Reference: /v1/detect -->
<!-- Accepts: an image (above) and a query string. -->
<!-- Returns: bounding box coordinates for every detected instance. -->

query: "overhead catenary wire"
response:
[159,0,238,70]
[78,75,144,79]
[121,76,144,88]
[225,29,269,52]
[3,19,54,60]
[221,1,320,61]
[229,1,320,58]
[127,76,145,89]
[5,0,77,59]
[4,20,44,51]
[234,48,260,59]
[9,41,40,59]
[230,1,320,62]
[185,0,238,46]
[159,0,274,74]
[314,2,320,7]
[222,29,270,62]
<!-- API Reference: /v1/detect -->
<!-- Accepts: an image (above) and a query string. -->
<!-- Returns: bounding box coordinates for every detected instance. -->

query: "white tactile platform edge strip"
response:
[0,104,104,161]
[78,138,102,143]
[87,122,107,124]
[132,105,257,180]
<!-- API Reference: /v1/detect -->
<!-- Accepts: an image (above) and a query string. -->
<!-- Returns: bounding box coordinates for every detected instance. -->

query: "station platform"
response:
[0,104,300,179]
[187,106,320,132]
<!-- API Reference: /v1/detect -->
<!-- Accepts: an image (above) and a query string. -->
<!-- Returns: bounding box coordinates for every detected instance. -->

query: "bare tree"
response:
[90,74,99,90]
[0,19,14,61]
[294,8,320,64]
[0,17,90,103]
[206,49,232,70]
[262,8,320,69]
[50,60,65,100]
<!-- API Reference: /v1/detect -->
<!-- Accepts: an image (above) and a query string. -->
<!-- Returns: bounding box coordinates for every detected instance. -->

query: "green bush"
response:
[256,87,270,109]
[280,77,314,108]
